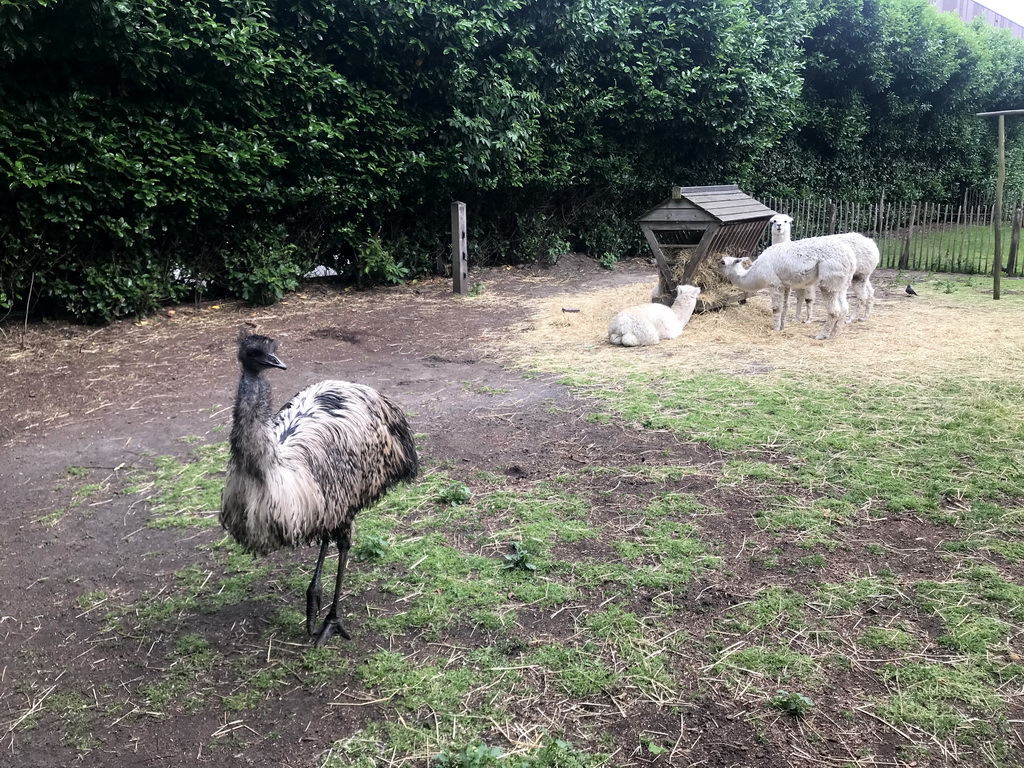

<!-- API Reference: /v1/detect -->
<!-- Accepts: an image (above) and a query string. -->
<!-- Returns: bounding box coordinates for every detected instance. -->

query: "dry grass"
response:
[501,272,1024,383]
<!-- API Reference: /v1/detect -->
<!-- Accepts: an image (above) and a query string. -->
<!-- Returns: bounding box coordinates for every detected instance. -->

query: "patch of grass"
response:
[45,689,99,752]
[814,576,900,613]
[557,373,1024,521]
[720,459,790,484]
[528,644,619,696]
[723,586,807,633]
[129,442,227,528]
[140,634,220,713]
[859,626,917,651]
[874,662,1011,747]
[222,666,289,711]
[584,605,678,697]
[299,647,351,686]
[715,645,820,691]
[914,565,1023,653]
[36,508,69,527]
[463,381,509,396]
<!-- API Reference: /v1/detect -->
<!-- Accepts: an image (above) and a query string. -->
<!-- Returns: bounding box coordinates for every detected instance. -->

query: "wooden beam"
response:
[681,222,721,284]
[994,114,1004,300]
[451,201,468,295]
[639,224,676,294]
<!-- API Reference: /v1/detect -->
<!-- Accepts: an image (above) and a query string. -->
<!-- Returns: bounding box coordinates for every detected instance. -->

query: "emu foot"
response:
[312,614,351,647]
[305,580,323,637]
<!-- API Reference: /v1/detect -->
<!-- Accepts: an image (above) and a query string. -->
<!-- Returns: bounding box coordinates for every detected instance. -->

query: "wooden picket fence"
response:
[759,196,1024,275]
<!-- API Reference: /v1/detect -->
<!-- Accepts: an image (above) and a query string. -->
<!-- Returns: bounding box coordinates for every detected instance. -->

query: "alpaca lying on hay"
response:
[718,236,856,340]
[608,285,701,346]
[769,214,880,323]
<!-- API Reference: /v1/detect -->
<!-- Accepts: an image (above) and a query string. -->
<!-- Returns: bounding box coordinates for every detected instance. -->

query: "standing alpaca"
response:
[609,285,702,346]
[221,331,418,646]
[768,213,879,323]
[718,237,857,340]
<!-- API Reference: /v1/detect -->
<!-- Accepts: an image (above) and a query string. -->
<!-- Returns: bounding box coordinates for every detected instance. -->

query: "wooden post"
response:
[828,202,837,235]
[976,109,1024,296]
[994,114,1004,299]
[451,201,468,295]
[899,203,916,271]
[1008,203,1022,276]
[640,224,676,297]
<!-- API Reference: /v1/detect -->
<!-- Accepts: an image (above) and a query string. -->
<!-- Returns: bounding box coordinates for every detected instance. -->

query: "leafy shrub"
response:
[768,689,815,717]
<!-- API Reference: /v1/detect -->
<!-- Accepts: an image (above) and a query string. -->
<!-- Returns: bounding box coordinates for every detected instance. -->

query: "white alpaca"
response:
[769,214,879,323]
[609,285,701,346]
[718,237,856,340]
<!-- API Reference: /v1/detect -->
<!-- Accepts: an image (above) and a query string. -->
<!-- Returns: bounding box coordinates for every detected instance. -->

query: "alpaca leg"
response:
[847,279,865,322]
[860,280,875,321]
[305,537,332,636]
[771,288,788,331]
[815,289,843,340]
[805,287,815,323]
[793,289,805,322]
[313,526,354,647]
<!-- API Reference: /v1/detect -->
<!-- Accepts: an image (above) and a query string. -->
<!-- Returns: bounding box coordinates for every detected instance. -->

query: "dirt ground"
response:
[0,257,1000,767]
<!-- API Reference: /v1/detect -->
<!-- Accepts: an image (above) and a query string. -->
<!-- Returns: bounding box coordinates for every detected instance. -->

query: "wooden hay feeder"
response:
[639,184,776,312]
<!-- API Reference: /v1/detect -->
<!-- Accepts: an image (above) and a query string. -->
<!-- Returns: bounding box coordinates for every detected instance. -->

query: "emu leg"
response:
[305,538,331,636]
[313,527,353,647]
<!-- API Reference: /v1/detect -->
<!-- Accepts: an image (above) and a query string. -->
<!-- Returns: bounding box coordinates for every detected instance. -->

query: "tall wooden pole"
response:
[976,109,1024,299]
[994,114,1004,300]
[451,201,468,295]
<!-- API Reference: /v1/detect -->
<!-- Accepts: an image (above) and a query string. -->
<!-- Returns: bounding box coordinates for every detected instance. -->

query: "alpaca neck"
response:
[728,264,767,292]
[230,370,276,480]
[669,297,691,318]
[771,228,791,245]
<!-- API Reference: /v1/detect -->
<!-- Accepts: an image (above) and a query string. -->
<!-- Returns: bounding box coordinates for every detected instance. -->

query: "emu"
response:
[220,331,418,646]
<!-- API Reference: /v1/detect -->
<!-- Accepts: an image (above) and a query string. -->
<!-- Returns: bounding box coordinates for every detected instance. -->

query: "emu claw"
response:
[305,582,323,637]
[312,616,351,648]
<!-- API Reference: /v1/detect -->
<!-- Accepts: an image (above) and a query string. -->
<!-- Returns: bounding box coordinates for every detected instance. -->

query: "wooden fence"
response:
[759,196,1024,275]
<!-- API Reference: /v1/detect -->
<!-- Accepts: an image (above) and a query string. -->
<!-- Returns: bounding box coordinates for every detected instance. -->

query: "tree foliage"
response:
[1,0,1023,321]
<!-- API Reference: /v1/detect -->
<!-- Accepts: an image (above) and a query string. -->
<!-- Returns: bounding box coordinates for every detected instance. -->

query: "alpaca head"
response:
[674,285,702,300]
[717,255,746,276]
[770,214,793,241]
[237,330,288,373]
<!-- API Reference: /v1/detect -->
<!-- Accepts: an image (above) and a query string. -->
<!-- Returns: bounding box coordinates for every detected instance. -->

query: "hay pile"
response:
[499,270,1024,384]
[650,251,743,310]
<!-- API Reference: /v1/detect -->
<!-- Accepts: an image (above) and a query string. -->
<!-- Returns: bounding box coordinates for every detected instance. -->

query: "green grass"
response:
[128,442,228,528]
[44,341,1024,766]
[878,224,1017,274]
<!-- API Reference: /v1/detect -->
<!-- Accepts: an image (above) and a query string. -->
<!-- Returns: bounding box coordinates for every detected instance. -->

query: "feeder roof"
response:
[638,184,775,225]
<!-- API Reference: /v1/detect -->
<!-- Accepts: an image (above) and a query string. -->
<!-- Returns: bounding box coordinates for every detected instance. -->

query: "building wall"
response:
[933,0,1024,38]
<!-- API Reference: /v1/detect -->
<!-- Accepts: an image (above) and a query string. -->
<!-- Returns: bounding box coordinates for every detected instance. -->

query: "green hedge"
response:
[1,0,1023,321]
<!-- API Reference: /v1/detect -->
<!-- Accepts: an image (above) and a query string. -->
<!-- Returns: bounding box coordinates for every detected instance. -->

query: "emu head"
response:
[237,330,288,373]
[770,214,793,237]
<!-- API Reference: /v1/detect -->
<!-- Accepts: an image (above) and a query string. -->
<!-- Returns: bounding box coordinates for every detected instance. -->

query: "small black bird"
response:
[905,284,918,296]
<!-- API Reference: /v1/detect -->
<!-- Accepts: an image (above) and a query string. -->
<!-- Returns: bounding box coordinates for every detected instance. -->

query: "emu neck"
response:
[231,369,276,480]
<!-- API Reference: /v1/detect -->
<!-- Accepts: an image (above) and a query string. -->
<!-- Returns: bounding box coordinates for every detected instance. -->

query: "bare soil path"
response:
[1,258,733,767]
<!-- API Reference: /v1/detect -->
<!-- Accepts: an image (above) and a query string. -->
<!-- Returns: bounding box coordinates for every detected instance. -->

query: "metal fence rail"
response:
[759,196,1024,275]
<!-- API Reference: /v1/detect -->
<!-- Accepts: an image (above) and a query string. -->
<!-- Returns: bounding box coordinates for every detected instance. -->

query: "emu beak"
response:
[267,354,287,370]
